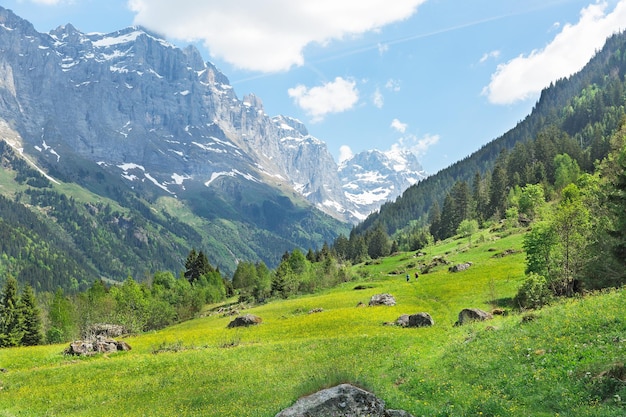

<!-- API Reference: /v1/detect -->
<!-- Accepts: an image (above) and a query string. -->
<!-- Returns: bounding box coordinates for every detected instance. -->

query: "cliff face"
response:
[0,8,355,218]
[0,7,425,225]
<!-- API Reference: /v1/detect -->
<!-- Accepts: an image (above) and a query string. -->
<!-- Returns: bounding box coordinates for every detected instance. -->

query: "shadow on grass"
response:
[489,296,516,309]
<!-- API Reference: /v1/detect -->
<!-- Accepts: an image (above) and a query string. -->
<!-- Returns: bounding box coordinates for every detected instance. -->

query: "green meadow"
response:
[1,228,624,416]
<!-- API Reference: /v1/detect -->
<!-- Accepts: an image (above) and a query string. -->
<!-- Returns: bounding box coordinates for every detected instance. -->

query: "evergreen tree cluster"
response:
[0,276,43,347]
[354,30,626,243]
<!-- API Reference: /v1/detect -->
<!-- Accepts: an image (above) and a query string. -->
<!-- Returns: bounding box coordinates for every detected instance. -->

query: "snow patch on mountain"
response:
[338,148,426,220]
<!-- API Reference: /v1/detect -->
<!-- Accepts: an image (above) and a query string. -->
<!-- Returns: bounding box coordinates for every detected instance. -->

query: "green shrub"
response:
[514,272,552,309]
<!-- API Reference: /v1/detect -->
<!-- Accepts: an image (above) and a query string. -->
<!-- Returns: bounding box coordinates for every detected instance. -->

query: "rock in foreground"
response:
[275,384,414,417]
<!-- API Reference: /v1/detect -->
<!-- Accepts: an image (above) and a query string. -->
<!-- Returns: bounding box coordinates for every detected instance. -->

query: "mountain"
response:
[0,7,369,284]
[0,6,427,286]
[339,148,426,221]
[354,29,626,238]
[0,7,419,226]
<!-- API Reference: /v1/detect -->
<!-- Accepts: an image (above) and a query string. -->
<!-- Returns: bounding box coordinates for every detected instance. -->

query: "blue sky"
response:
[4,0,626,174]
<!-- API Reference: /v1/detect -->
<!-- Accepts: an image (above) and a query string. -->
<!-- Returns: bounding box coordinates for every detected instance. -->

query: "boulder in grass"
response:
[274,383,414,417]
[369,293,396,306]
[449,262,473,272]
[64,336,131,356]
[454,308,493,326]
[392,313,434,328]
[408,312,434,328]
[227,314,263,328]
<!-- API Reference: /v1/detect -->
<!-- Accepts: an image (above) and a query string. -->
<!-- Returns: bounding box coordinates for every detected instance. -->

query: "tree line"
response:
[0,249,227,347]
[0,241,358,346]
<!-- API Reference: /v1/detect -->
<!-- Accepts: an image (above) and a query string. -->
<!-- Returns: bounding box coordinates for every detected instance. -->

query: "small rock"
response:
[227,314,263,328]
[449,262,473,272]
[369,293,396,306]
[392,313,434,328]
[454,308,493,326]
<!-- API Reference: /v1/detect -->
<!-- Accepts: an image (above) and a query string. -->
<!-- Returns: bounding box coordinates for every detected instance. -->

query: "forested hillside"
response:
[355,30,626,239]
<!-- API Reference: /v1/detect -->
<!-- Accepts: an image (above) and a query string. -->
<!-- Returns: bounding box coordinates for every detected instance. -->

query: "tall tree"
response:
[20,284,43,346]
[605,123,626,269]
[0,276,24,347]
[184,249,213,284]
[47,288,76,344]
[367,225,391,259]
[551,184,591,295]
[488,161,508,220]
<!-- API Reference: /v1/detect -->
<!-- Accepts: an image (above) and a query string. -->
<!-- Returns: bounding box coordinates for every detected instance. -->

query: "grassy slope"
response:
[1,228,624,416]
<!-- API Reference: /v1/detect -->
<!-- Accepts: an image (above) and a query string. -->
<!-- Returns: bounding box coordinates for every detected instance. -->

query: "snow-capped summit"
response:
[339,149,427,221]
[0,5,426,224]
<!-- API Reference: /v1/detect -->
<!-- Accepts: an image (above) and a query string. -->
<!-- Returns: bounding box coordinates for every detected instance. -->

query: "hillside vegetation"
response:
[0,226,624,416]
[356,30,626,240]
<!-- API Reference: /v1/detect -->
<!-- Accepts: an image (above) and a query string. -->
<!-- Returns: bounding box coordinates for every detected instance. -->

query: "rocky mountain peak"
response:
[0,6,427,225]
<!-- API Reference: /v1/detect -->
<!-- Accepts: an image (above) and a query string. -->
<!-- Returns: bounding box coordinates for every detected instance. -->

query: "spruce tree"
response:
[607,142,626,267]
[20,284,43,346]
[0,276,24,347]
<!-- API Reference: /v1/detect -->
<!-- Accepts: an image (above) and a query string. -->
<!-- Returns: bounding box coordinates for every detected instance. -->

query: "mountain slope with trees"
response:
[354,30,626,241]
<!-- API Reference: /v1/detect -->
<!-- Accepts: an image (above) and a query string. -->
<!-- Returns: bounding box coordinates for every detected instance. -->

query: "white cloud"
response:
[128,0,427,72]
[390,133,440,157]
[390,118,407,133]
[385,79,401,92]
[483,0,626,105]
[479,50,500,64]
[372,88,384,108]
[288,77,359,122]
[377,42,389,55]
[339,145,354,163]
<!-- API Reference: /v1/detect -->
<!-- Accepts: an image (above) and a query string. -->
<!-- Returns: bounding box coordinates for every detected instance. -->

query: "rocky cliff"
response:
[0,6,424,225]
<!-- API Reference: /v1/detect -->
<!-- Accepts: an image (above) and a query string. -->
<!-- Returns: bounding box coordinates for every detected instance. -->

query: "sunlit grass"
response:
[0,228,624,416]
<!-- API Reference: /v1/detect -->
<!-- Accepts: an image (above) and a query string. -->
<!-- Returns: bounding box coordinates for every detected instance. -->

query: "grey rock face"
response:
[275,384,414,417]
[340,149,426,221]
[0,7,425,223]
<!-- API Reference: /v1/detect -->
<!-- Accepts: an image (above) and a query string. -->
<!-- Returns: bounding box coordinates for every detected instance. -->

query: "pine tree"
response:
[184,249,214,284]
[19,284,43,346]
[607,138,626,267]
[0,276,24,347]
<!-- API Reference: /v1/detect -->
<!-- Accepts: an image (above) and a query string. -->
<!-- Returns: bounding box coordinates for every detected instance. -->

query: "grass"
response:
[0,227,624,416]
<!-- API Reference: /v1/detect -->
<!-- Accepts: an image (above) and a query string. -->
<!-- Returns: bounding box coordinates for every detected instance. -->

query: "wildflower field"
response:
[0,228,624,416]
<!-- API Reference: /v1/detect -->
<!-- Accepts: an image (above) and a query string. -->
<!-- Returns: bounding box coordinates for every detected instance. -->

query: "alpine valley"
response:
[0,7,425,289]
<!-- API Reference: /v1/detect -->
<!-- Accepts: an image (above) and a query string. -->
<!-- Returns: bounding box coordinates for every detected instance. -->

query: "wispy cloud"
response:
[389,133,440,158]
[390,118,408,133]
[128,0,426,73]
[372,88,384,109]
[385,79,401,92]
[287,77,359,122]
[483,0,626,105]
[479,50,500,64]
